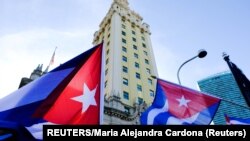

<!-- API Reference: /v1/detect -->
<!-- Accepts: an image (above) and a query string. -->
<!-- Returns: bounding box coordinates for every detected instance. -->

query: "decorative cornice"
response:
[104,95,147,122]
[93,1,151,44]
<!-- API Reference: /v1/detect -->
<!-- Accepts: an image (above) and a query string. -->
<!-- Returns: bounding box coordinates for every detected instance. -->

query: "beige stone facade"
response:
[93,0,158,124]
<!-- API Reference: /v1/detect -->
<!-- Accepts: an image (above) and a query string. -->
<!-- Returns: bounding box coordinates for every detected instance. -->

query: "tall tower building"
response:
[92,0,158,124]
[198,71,250,124]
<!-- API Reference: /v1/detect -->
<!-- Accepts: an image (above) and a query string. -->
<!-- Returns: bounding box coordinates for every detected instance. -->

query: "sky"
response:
[0,0,250,99]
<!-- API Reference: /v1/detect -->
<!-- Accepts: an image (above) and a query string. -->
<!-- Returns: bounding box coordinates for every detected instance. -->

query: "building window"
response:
[108,33,110,38]
[137,84,142,92]
[105,81,108,88]
[142,43,146,48]
[122,38,126,44]
[132,30,136,35]
[132,37,136,42]
[142,36,145,41]
[145,59,149,64]
[133,45,137,50]
[106,58,109,65]
[144,51,148,56]
[122,24,126,29]
[146,68,151,74]
[105,69,108,75]
[136,73,141,79]
[135,62,139,68]
[131,24,135,28]
[134,53,138,59]
[106,49,109,55]
[122,31,126,36]
[122,56,127,62]
[122,47,127,52]
[108,26,111,31]
[138,97,143,105]
[107,41,110,46]
[123,66,128,73]
[150,90,154,97]
[124,106,130,114]
[123,78,128,86]
[148,78,152,85]
[123,91,129,100]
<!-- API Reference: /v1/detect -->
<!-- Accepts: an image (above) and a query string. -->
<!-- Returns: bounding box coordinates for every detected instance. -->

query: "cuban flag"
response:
[225,114,250,125]
[140,79,221,125]
[0,43,104,140]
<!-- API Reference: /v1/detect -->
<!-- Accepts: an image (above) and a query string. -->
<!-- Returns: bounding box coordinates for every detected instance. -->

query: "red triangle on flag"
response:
[37,44,103,125]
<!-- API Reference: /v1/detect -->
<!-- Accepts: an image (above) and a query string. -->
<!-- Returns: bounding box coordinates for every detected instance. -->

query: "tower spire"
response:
[114,0,129,7]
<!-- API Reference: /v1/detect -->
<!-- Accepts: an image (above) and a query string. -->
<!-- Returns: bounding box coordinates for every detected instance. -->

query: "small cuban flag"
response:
[225,114,250,125]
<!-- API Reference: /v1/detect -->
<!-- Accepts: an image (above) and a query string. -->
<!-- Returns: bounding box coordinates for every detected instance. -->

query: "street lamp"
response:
[177,49,207,85]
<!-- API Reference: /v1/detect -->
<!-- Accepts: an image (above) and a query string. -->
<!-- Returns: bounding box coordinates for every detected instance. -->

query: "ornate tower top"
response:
[114,0,129,8]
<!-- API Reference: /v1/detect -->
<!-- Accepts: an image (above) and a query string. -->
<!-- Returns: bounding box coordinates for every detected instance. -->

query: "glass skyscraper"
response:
[198,71,250,124]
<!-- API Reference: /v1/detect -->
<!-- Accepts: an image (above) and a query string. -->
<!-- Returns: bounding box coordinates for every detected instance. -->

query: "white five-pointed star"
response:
[71,83,98,113]
[176,95,191,108]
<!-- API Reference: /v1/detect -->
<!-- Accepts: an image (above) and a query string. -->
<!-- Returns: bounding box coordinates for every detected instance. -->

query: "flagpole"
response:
[223,53,250,107]
[99,42,105,125]
[44,47,57,73]
[50,46,57,66]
